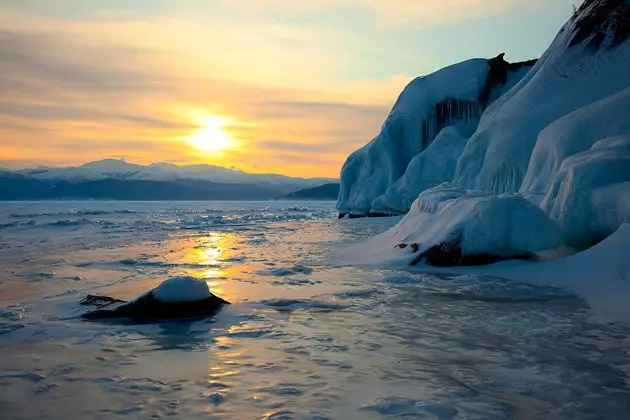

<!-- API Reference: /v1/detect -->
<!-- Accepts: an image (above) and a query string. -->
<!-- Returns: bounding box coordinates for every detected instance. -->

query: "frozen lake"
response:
[1,201,629,419]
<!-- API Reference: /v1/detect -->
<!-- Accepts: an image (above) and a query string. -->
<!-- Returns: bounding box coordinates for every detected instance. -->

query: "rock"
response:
[82,277,229,321]
[410,238,533,267]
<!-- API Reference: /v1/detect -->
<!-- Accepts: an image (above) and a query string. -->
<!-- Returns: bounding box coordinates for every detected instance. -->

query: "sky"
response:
[0,0,581,177]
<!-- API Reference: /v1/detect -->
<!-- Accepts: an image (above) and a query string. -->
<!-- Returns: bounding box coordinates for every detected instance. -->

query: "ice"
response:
[541,135,630,245]
[521,87,630,195]
[151,276,211,302]
[454,3,630,194]
[378,183,563,262]
[2,200,630,418]
[370,126,470,215]
[337,59,490,216]
[488,223,630,322]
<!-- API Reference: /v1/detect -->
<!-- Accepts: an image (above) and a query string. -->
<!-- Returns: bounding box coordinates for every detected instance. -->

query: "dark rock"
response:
[82,292,229,322]
[568,0,630,51]
[410,243,420,253]
[394,243,408,249]
[409,238,533,267]
[80,295,126,307]
[368,212,394,218]
[348,214,365,219]
[480,53,538,107]
[338,213,347,219]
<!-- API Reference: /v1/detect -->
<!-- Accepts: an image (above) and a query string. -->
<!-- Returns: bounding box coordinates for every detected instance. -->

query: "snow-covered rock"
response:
[152,276,211,302]
[383,184,563,266]
[541,135,630,245]
[454,0,630,194]
[82,276,229,321]
[370,126,470,215]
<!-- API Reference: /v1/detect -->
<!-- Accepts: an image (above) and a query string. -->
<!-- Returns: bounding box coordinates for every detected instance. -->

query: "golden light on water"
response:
[187,116,236,152]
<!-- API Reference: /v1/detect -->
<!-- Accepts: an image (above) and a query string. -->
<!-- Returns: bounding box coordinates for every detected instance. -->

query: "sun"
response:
[187,117,234,152]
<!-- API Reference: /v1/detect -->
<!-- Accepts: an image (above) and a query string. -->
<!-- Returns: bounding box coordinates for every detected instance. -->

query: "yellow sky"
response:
[0,1,578,177]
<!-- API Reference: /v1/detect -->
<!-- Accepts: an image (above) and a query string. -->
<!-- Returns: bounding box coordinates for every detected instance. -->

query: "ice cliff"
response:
[338,0,630,265]
[337,55,536,217]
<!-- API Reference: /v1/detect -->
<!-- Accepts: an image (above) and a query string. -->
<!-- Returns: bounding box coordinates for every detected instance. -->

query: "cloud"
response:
[359,0,532,26]
[0,10,398,177]
[211,0,540,27]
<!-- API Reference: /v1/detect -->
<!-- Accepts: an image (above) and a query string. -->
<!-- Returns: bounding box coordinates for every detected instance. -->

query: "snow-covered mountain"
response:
[338,0,630,260]
[12,159,336,188]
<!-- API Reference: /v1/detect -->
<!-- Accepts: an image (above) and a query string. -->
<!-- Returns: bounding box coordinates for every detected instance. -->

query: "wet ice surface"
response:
[1,201,630,419]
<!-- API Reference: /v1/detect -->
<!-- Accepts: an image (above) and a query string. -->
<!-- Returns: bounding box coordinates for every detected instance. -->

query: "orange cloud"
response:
[0,9,402,177]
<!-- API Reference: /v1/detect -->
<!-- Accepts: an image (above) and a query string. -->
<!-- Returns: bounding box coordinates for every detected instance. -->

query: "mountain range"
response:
[0,159,337,200]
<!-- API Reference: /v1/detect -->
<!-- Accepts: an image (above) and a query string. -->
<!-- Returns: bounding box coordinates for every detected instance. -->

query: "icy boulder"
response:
[541,135,630,246]
[370,126,470,215]
[455,0,630,194]
[82,276,229,321]
[385,184,563,266]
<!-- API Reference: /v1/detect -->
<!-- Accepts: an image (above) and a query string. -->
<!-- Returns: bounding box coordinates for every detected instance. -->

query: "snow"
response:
[151,276,211,302]
[488,223,630,322]
[374,183,563,261]
[370,126,470,215]
[540,135,630,245]
[454,14,630,194]
[521,87,630,195]
[13,159,335,188]
[337,59,489,216]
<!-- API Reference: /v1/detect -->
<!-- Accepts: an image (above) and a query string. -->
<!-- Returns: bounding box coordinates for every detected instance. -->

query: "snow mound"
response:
[337,59,489,216]
[541,135,630,245]
[489,223,630,322]
[152,276,211,303]
[521,87,630,195]
[454,0,630,194]
[385,184,563,264]
[370,126,470,215]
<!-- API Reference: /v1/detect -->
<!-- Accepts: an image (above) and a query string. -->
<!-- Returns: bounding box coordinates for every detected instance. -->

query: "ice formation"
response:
[541,135,630,246]
[370,127,470,215]
[337,56,535,217]
[339,0,630,264]
[454,0,630,194]
[382,183,563,265]
[520,87,630,195]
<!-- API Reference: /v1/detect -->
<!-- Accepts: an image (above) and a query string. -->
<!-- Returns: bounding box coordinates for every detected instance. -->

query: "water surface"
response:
[1,201,629,419]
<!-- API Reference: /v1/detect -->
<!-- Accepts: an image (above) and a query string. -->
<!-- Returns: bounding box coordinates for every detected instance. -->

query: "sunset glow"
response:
[187,117,236,153]
[0,0,578,177]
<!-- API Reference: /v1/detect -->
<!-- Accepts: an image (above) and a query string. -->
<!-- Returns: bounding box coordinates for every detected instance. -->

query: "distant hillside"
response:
[11,159,336,189]
[276,183,340,201]
[0,175,302,201]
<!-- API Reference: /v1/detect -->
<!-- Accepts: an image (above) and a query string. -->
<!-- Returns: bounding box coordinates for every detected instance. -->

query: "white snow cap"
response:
[152,276,211,302]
